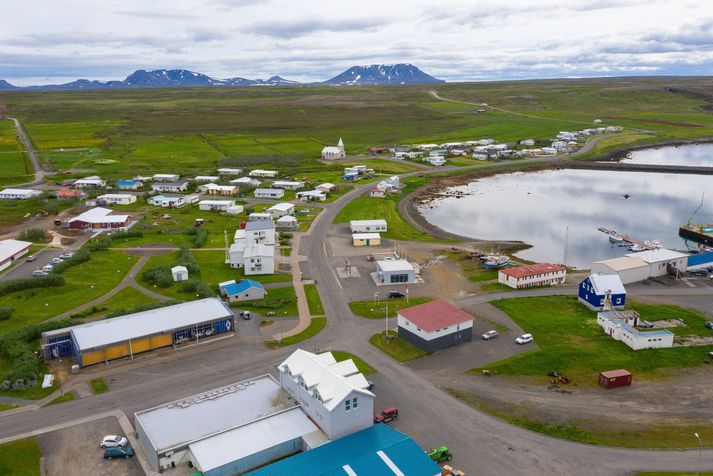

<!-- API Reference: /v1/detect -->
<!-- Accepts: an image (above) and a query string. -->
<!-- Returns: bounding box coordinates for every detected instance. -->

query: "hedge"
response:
[180,279,214,298]
[105,300,179,318]
[0,274,65,298]
[141,265,173,288]
[51,248,91,274]
[175,247,200,274]
[0,319,74,382]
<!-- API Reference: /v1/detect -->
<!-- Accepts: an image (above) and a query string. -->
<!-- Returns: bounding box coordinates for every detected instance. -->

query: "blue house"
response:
[248,424,441,476]
[578,274,626,311]
[219,279,265,303]
[341,172,360,182]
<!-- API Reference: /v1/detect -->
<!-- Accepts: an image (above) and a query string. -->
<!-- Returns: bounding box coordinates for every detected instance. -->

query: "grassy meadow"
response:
[0,119,33,186]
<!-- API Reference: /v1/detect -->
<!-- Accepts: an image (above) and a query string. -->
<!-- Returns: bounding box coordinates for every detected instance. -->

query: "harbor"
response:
[679,224,713,246]
[597,228,662,252]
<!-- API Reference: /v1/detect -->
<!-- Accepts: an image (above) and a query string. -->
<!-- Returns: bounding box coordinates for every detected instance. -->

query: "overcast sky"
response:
[2,0,712,85]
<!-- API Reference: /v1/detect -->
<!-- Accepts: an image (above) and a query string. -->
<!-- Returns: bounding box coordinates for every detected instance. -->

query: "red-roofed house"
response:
[497,263,566,289]
[397,299,473,352]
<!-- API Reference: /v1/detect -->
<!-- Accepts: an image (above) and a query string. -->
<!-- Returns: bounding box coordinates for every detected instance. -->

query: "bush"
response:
[0,308,14,321]
[141,266,173,288]
[193,228,208,248]
[174,246,200,274]
[51,248,91,274]
[109,230,143,240]
[87,236,111,251]
[17,228,46,242]
[0,274,65,298]
[105,300,179,318]
[69,305,107,319]
[247,297,295,310]
[180,279,215,298]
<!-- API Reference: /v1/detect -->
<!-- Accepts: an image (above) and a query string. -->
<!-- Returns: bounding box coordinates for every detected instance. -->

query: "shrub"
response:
[0,308,14,321]
[180,279,214,298]
[17,228,46,242]
[105,300,179,318]
[193,228,208,248]
[51,248,90,274]
[141,266,173,288]
[109,230,143,240]
[174,246,200,274]
[87,236,111,251]
[69,305,107,319]
[0,274,65,298]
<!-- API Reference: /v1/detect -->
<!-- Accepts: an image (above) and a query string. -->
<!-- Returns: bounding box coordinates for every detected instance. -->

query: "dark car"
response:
[638,321,654,329]
[103,447,135,459]
[374,406,398,423]
[705,321,713,330]
[692,269,708,276]
[239,310,252,320]
[366,380,375,391]
[388,291,406,299]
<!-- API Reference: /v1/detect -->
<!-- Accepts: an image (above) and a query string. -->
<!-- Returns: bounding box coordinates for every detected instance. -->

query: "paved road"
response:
[4,116,49,187]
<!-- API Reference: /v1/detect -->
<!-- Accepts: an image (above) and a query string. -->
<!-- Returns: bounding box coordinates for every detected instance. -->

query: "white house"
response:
[540,147,557,155]
[244,243,275,275]
[227,221,277,273]
[0,188,43,200]
[230,177,262,187]
[276,215,299,230]
[272,181,305,190]
[520,139,535,146]
[152,174,180,182]
[249,169,279,178]
[278,349,374,440]
[193,176,219,183]
[425,156,446,166]
[217,168,243,175]
[219,279,265,302]
[416,143,440,151]
[315,183,335,193]
[171,266,188,282]
[267,202,295,218]
[152,181,188,193]
[198,200,238,212]
[498,263,566,289]
[296,190,327,202]
[245,217,277,244]
[597,310,674,350]
[397,299,473,353]
[248,212,273,222]
[198,183,237,196]
[148,194,198,208]
[254,188,285,199]
[0,239,32,272]
[74,176,107,189]
[321,138,345,160]
[626,248,688,277]
[350,219,387,233]
[97,194,137,205]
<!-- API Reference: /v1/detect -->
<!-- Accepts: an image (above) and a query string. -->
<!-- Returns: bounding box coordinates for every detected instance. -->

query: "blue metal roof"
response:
[116,179,138,185]
[248,424,440,476]
[220,279,264,296]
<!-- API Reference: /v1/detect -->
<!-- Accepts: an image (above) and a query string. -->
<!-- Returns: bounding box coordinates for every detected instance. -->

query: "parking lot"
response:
[1,248,67,280]
[37,416,143,476]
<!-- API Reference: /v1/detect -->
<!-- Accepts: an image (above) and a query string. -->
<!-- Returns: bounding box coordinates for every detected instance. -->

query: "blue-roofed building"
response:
[115,179,142,190]
[219,279,265,303]
[597,310,674,350]
[248,424,441,476]
[578,274,626,311]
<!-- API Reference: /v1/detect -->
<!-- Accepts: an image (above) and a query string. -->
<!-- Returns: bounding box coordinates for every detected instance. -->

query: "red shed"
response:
[599,369,632,389]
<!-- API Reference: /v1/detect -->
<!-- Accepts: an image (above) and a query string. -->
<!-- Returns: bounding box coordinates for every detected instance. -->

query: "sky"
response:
[1,0,712,85]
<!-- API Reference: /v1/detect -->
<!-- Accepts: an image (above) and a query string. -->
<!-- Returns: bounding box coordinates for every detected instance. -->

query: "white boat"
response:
[609,235,624,244]
[628,244,644,252]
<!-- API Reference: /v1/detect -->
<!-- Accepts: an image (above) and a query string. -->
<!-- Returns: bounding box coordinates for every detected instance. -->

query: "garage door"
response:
[81,349,105,367]
[150,333,173,349]
[130,337,151,354]
[104,343,130,361]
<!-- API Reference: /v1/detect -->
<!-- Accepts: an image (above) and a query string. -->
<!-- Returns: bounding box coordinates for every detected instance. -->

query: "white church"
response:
[321,138,345,160]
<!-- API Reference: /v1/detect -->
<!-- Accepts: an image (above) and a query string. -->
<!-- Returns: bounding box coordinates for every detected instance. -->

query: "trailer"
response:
[599,369,632,389]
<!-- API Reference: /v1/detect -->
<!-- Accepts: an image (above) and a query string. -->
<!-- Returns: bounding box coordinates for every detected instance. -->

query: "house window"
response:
[352,397,358,409]
[345,399,351,411]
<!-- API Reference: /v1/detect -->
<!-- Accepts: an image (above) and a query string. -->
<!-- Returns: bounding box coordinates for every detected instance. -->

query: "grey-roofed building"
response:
[41,298,234,367]
[134,374,327,474]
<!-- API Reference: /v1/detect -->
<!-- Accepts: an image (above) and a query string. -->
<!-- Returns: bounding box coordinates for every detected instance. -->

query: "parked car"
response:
[515,333,533,345]
[638,321,654,329]
[25,255,37,262]
[100,435,128,448]
[42,264,54,272]
[388,291,406,299]
[428,446,453,463]
[704,321,713,330]
[692,269,708,276]
[374,406,398,423]
[32,270,47,277]
[103,447,134,459]
[482,330,499,340]
[59,252,74,260]
[240,310,251,320]
[49,257,63,265]
[366,380,375,391]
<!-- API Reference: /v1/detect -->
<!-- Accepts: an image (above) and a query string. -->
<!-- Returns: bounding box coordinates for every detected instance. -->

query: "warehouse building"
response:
[135,375,327,474]
[592,248,688,284]
[352,232,381,247]
[41,298,234,367]
[0,188,43,200]
[249,424,441,476]
[397,299,473,353]
[66,207,131,230]
[350,219,387,233]
[0,239,31,272]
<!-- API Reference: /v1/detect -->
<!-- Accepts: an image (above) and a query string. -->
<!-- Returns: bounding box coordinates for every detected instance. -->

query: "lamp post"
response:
[695,432,702,476]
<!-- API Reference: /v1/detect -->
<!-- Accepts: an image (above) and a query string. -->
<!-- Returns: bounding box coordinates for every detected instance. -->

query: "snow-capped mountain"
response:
[323,64,444,85]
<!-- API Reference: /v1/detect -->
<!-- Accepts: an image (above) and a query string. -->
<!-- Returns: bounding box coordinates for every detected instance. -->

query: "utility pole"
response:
[384,305,389,341]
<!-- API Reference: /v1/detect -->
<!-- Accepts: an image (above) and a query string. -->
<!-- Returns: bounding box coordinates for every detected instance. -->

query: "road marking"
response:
[681,278,696,288]
[331,268,343,289]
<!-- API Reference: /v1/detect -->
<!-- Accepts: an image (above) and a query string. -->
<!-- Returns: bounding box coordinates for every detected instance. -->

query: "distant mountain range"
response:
[0,64,443,91]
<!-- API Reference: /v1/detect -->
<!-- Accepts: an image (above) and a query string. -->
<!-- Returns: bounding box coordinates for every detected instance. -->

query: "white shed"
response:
[171,266,189,282]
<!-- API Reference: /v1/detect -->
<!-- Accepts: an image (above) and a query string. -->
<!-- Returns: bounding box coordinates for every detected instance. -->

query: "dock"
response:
[598,228,659,250]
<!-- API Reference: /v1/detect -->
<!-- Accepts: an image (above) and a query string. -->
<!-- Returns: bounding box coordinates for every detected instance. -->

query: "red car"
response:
[374,406,398,423]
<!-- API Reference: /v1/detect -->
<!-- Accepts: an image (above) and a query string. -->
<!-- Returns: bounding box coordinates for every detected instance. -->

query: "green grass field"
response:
[0,119,32,186]
[369,330,428,362]
[84,287,158,317]
[332,350,376,375]
[265,316,326,348]
[90,378,108,394]
[349,297,432,319]
[477,296,713,384]
[304,284,324,316]
[0,438,41,476]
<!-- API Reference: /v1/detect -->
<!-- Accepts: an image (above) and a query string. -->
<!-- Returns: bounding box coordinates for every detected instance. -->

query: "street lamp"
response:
[695,432,702,476]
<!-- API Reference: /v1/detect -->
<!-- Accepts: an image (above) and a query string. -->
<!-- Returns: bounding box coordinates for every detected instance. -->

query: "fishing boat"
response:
[609,234,624,245]
[628,244,645,252]
[483,255,510,269]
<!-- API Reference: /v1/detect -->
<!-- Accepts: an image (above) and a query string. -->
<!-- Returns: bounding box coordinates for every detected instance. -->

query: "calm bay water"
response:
[419,167,713,269]
[621,142,713,166]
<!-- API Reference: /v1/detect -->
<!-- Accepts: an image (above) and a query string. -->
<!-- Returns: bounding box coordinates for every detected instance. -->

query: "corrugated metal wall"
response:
[688,251,713,268]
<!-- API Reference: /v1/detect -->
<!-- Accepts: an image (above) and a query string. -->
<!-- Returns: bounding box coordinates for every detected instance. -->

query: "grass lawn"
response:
[0,404,17,411]
[279,247,292,257]
[0,437,41,476]
[304,284,324,316]
[85,287,158,317]
[90,378,108,394]
[0,382,57,400]
[628,302,713,336]
[48,391,75,405]
[0,251,136,333]
[0,119,33,186]
[349,297,431,319]
[477,296,713,385]
[332,350,376,375]
[369,330,428,362]
[265,317,326,349]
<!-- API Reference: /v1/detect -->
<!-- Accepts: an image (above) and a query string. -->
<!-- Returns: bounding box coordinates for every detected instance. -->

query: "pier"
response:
[597,228,659,250]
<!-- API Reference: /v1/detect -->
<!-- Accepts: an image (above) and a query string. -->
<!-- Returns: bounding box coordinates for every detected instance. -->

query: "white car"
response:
[482,330,499,340]
[42,264,54,272]
[101,435,128,448]
[49,257,63,265]
[515,333,533,345]
[60,252,74,260]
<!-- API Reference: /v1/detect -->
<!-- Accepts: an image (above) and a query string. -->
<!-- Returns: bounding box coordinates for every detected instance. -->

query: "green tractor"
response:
[428,446,452,463]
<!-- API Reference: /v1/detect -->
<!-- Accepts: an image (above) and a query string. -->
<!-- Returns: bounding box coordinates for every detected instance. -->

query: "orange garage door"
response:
[81,349,105,367]
[150,333,173,350]
[130,337,151,354]
[104,343,130,361]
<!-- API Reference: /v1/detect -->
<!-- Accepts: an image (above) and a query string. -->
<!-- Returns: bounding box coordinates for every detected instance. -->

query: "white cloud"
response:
[0,0,711,85]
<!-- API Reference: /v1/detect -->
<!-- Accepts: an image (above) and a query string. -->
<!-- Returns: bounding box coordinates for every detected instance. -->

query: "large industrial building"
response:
[41,298,234,367]
[591,248,688,284]
[0,239,31,272]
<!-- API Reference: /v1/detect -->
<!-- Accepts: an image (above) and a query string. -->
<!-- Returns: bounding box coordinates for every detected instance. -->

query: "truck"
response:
[428,446,453,463]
